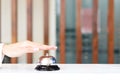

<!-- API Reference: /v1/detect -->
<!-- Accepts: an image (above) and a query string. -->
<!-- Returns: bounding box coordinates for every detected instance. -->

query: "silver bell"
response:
[39,53,56,65]
[35,53,60,71]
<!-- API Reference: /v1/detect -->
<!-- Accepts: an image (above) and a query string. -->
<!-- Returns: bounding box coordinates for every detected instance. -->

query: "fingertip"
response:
[34,47,39,51]
[51,46,57,50]
[54,46,57,49]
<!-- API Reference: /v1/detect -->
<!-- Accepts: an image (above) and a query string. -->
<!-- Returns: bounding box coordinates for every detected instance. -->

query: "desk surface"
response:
[1,64,120,80]
[1,64,120,73]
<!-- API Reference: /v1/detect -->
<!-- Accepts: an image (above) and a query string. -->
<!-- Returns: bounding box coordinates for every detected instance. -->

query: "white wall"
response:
[1,0,56,63]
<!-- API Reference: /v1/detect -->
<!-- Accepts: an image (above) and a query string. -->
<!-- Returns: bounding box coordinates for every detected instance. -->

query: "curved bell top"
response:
[39,53,56,65]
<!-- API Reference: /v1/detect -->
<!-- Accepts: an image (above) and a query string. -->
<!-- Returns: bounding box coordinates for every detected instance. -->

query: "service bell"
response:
[35,53,60,71]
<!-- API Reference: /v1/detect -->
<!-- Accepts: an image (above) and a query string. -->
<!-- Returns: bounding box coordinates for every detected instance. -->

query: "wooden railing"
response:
[27,0,33,63]
[59,0,114,63]
[92,0,98,63]
[11,0,18,63]
[10,0,50,63]
[107,0,114,63]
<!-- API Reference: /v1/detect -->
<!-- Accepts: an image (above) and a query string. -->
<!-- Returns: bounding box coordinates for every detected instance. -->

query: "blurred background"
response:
[1,0,120,64]
[56,0,120,63]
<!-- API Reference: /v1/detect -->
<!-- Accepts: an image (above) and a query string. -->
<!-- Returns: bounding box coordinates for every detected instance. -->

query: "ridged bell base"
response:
[35,65,60,71]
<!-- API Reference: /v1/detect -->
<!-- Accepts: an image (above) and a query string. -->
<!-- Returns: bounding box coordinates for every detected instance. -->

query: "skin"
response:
[2,40,57,57]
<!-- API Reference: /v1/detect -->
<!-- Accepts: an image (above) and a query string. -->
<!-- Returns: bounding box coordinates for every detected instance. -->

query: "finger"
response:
[39,45,57,50]
[21,41,57,51]
[23,45,57,53]
[26,41,41,47]
[28,41,57,50]
[23,46,39,53]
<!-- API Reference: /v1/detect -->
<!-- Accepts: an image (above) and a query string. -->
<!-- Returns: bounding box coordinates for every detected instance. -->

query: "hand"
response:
[2,41,57,57]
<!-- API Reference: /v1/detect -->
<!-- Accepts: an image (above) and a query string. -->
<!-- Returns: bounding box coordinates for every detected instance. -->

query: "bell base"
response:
[35,65,60,71]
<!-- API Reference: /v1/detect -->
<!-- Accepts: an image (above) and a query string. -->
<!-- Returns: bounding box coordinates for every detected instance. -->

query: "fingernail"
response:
[34,48,39,51]
[55,46,57,49]
[52,46,57,49]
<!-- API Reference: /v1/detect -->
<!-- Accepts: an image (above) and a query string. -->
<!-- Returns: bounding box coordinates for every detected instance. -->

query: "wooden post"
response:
[44,0,49,55]
[60,0,66,63]
[92,0,98,63]
[76,0,82,63]
[27,0,33,63]
[107,0,114,63]
[11,0,18,63]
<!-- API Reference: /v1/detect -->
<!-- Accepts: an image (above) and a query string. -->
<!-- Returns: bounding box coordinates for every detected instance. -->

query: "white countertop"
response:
[0,64,120,80]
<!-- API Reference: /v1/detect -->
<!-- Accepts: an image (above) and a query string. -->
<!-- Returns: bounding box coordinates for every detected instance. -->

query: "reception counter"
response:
[0,64,120,80]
